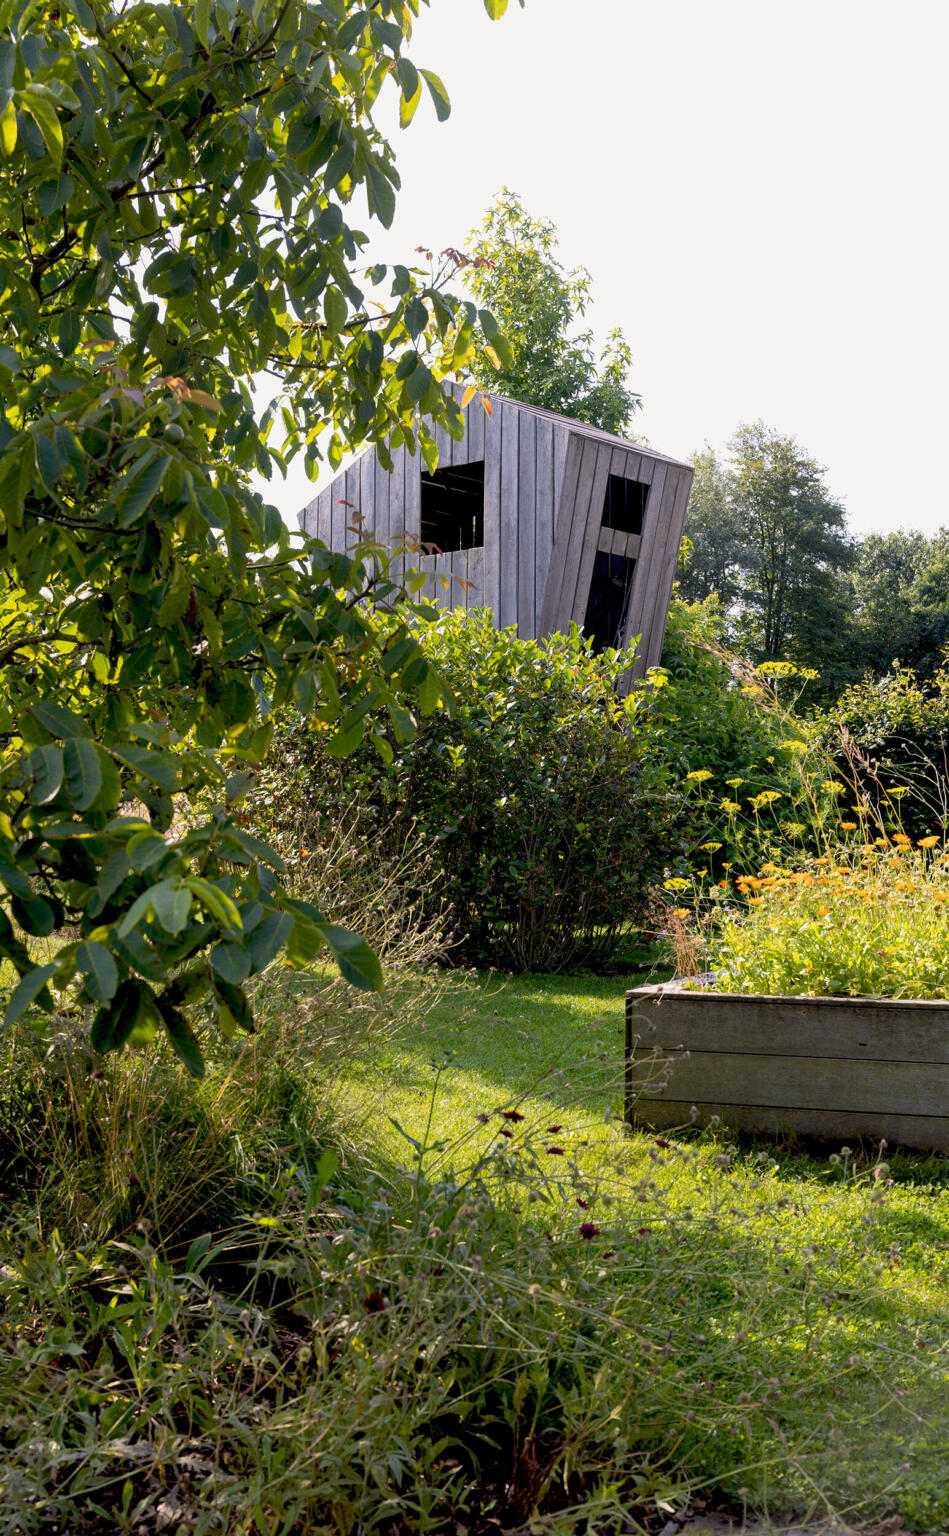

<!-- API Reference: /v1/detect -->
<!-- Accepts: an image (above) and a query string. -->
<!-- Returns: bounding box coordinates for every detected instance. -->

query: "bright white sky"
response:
[273,0,949,540]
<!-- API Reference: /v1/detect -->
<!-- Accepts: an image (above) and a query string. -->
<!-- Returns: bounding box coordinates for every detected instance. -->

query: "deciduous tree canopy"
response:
[0,0,501,1069]
[465,188,641,436]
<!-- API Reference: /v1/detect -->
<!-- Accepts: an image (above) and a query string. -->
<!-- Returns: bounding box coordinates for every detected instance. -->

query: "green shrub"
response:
[652,597,828,874]
[815,659,949,838]
[251,612,680,971]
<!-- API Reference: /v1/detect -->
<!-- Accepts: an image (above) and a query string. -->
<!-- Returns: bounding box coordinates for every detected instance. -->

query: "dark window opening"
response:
[602,474,647,537]
[420,460,485,552]
[583,551,637,654]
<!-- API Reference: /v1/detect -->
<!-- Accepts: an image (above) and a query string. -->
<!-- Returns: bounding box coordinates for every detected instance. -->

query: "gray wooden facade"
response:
[298,389,693,678]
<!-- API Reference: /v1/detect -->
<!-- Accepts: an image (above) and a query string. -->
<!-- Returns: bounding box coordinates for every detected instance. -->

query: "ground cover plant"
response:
[3,966,949,1534]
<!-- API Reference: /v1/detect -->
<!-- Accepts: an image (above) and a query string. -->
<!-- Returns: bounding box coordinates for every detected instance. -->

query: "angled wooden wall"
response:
[299,389,692,671]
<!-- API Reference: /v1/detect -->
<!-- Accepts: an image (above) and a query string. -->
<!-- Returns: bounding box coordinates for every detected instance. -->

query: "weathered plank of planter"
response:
[625,984,949,1152]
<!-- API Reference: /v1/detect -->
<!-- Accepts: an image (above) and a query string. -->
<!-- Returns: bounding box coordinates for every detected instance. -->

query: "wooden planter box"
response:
[625,983,949,1152]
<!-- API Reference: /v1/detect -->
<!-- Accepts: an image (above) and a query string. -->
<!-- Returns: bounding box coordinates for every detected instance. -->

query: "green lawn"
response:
[343,966,949,1533]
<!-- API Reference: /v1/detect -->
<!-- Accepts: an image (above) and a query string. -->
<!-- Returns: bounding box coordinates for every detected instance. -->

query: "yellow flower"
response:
[721,799,741,814]
[671,907,691,918]
[725,777,744,788]
[892,834,912,847]
[663,877,690,891]
[700,841,723,851]
[686,768,713,782]
[839,821,857,831]
[816,906,831,917]
[919,836,940,849]
[780,739,808,752]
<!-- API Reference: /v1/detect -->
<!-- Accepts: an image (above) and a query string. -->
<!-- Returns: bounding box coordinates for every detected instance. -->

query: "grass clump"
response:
[1,965,949,1533]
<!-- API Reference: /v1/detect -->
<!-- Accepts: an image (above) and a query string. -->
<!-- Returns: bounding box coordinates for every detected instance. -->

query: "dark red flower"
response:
[579,1223,601,1240]
[501,1110,525,1122]
[637,1227,651,1237]
[127,1172,140,1187]
[546,1146,565,1156]
[602,1249,616,1258]
[654,1139,671,1149]
[362,1291,387,1313]
[576,1198,590,1209]
[546,1125,563,1133]
[499,1128,513,1139]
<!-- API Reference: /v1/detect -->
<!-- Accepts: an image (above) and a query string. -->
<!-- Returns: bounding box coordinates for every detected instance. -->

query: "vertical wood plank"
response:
[482,396,503,616]
[517,411,537,636]
[571,443,614,627]
[467,545,484,610]
[634,464,682,666]
[533,417,555,623]
[467,391,485,462]
[555,435,599,627]
[374,451,391,571]
[499,402,519,629]
[537,432,583,634]
[623,459,667,650]
[637,466,693,673]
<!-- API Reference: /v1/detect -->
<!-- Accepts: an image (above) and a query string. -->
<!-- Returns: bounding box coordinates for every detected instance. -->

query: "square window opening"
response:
[420,460,485,553]
[583,550,637,654]
[602,474,647,537]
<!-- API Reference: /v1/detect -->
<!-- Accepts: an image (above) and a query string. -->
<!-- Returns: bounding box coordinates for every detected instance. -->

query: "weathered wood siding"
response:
[625,985,949,1153]
[298,390,692,656]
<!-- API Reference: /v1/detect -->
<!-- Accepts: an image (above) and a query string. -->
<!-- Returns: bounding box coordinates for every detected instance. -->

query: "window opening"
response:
[602,474,647,537]
[583,551,637,654]
[420,460,485,552]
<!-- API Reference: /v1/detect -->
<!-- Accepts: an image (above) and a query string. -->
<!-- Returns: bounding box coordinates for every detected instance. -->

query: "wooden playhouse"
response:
[299,389,693,678]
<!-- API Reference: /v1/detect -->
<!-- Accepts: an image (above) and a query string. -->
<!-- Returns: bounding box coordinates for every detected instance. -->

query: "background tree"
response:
[0,0,504,1072]
[728,422,854,666]
[847,530,949,678]
[464,188,641,435]
[676,447,747,616]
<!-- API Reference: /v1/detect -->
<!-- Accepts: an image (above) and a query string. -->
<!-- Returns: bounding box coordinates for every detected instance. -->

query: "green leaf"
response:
[244,910,293,973]
[212,977,253,1030]
[64,736,103,811]
[405,362,432,404]
[419,69,451,122]
[110,744,178,790]
[27,744,64,804]
[3,963,57,1027]
[319,924,383,991]
[210,941,251,984]
[150,880,192,934]
[157,563,194,626]
[161,1004,205,1078]
[90,978,146,1052]
[76,940,119,1004]
[324,285,347,336]
[30,699,93,739]
[11,893,57,937]
[18,85,64,164]
[0,853,34,900]
[483,0,509,14]
[116,453,170,527]
[366,160,396,228]
[184,877,243,933]
[0,97,16,157]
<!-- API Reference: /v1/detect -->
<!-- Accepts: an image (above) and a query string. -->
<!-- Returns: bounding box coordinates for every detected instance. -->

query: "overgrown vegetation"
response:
[251,611,679,971]
[3,968,949,1535]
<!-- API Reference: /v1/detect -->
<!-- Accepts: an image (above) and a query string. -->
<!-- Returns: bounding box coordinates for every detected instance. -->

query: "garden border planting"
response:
[626,983,949,1151]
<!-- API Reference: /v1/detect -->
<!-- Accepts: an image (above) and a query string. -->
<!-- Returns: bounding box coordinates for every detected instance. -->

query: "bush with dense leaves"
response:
[651,598,827,874]
[251,612,679,971]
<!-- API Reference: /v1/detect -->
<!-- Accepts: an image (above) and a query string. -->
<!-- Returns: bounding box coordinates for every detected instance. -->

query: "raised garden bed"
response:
[625,982,949,1151]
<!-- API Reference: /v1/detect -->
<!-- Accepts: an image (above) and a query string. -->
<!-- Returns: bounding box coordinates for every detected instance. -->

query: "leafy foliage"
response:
[707,836,949,999]
[654,598,825,872]
[464,188,641,436]
[0,0,506,1066]
[680,423,853,683]
[251,612,678,970]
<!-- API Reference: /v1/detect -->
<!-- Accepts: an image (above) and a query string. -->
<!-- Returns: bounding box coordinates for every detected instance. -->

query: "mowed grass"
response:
[343,965,949,1532]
